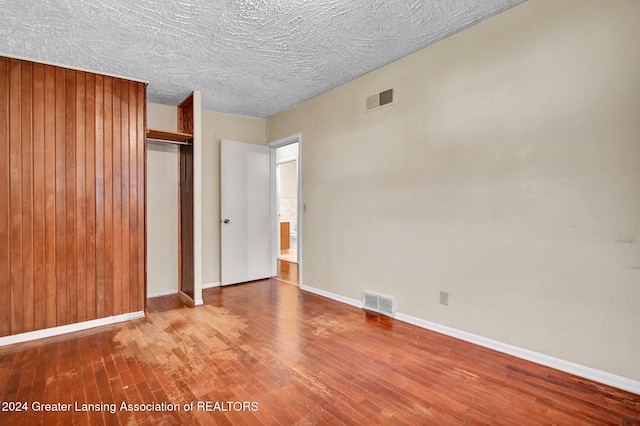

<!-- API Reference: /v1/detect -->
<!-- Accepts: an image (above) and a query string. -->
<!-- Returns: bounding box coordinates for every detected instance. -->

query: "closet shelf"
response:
[147,128,193,143]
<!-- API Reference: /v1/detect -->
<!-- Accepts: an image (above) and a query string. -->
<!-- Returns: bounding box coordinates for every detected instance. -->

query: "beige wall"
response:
[267,0,640,381]
[201,111,267,285]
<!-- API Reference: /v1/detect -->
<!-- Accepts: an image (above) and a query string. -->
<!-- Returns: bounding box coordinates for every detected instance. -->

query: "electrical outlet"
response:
[303,203,307,213]
[439,291,449,306]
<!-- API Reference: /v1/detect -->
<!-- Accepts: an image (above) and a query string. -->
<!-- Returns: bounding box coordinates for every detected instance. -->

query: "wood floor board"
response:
[277,258,298,285]
[0,279,639,425]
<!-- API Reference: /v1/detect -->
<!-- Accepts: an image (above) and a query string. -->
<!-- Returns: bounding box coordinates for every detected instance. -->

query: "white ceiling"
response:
[1,0,525,118]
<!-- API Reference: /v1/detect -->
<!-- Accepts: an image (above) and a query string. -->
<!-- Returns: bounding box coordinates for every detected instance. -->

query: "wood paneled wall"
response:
[0,56,146,337]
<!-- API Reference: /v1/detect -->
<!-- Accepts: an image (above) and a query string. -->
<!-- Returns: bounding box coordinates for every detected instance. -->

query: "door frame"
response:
[267,133,302,284]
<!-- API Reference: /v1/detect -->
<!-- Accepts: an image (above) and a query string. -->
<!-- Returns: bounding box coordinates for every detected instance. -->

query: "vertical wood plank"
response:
[128,81,138,312]
[95,74,104,319]
[85,72,96,321]
[65,69,77,325]
[137,82,146,310]
[103,76,114,316]
[43,65,56,328]
[9,59,24,334]
[177,96,193,134]
[112,78,122,315]
[132,81,142,311]
[21,61,35,332]
[179,146,194,299]
[32,62,47,330]
[55,66,67,326]
[120,81,130,315]
[0,57,10,336]
[75,70,87,323]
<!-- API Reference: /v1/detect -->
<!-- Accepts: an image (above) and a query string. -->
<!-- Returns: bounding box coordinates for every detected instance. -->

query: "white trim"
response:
[297,136,303,285]
[275,156,282,268]
[195,298,204,306]
[270,147,278,276]
[276,156,297,165]
[192,91,203,306]
[0,52,148,84]
[394,312,640,395]
[300,284,363,309]
[0,312,145,347]
[202,281,221,289]
[300,284,640,395]
[268,133,302,149]
[147,289,179,298]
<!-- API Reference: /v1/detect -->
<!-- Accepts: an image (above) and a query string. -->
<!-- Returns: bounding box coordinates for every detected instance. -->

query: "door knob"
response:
[223,219,230,224]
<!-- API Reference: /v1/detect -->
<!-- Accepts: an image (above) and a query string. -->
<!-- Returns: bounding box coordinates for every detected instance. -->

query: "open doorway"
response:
[269,136,301,285]
[277,157,298,263]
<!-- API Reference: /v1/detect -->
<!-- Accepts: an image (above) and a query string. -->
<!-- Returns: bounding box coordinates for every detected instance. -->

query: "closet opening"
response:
[146,94,195,305]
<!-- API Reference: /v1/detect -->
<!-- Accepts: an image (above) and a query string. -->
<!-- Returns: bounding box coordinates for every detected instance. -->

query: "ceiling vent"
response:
[363,291,396,317]
[365,89,394,112]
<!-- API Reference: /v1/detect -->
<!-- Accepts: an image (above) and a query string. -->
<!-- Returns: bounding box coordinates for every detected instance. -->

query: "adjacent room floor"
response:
[276,259,298,286]
[0,280,638,425]
[278,248,297,264]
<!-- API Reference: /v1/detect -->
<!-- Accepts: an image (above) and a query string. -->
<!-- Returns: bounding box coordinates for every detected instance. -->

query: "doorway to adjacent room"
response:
[270,136,301,285]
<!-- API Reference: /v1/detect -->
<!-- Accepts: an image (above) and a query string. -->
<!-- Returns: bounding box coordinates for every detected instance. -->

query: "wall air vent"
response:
[365,89,394,112]
[363,291,396,317]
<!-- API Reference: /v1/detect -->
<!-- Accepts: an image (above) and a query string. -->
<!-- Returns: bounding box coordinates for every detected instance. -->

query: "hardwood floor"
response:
[1,279,639,425]
[276,259,298,285]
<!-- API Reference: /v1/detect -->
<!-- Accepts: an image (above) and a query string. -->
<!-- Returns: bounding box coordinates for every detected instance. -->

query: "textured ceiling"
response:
[1,0,525,118]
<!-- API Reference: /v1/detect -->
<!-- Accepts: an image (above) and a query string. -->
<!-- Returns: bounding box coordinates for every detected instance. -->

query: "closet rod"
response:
[146,137,192,146]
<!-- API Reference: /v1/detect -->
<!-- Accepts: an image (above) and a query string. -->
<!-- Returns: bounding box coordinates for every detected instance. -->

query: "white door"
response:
[220,139,272,285]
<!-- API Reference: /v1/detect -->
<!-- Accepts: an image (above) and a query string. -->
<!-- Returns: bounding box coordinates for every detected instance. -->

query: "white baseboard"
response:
[300,284,640,395]
[300,284,363,309]
[148,281,219,303]
[147,289,179,298]
[197,282,219,305]
[0,311,145,347]
[202,281,221,289]
[395,313,640,395]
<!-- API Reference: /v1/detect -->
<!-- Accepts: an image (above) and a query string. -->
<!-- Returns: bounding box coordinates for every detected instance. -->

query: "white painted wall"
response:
[267,0,640,382]
[146,104,179,297]
[276,142,299,161]
[279,161,298,226]
[279,162,297,200]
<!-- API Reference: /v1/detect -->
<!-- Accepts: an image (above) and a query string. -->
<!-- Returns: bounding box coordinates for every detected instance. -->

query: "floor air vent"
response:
[363,292,396,317]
